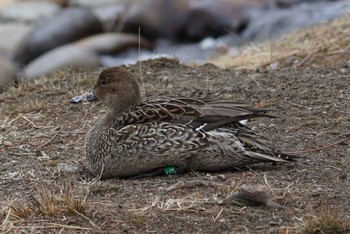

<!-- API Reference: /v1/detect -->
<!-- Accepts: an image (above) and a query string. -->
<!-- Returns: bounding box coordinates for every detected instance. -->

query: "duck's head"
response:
[71,67,142,115]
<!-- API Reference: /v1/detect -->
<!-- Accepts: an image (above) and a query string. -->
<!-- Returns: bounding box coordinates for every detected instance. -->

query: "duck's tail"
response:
[222,123,302,163]
[243,149,301,163]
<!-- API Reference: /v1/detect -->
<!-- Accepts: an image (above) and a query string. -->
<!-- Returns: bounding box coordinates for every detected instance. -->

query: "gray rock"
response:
[57,163,79,174]
[69,0,124,9]
[0,56,17,93]
[14,7,103,65]
[25,44,101,80]
[93,2,128,31]
[185,0,264,41]
[121,0,189,40]
[243,0,350,41]
[0,23,32,58]
[0,1,60,23]
[76,32,153,55]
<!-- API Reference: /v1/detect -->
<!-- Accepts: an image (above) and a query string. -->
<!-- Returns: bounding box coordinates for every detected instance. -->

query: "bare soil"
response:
[0,58,349,233]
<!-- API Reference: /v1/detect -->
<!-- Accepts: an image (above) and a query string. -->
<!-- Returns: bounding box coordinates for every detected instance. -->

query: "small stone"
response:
[266,61,279,71]
[311,186,322,196]
[339,68,347,74]
[217,174,226,181]
[8,171,19,178]
[162,76,169,83]
[57,163,79,174]
[4,141,13,146]
[269,221,280,226]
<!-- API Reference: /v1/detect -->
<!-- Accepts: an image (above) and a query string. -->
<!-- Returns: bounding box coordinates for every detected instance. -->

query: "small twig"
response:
[296,51,316,67]
[20,114,40,129]
[285,136,350,154]
[37,126,63,149]
[46,223,96,231]
[288,102,309,109]
[59,131,87,135]
[263,173,274,195]
[81,109,89,121]
[166,180,217,192]
[74,210,100,229]
[213,207,224,222]
[0,207,11,229]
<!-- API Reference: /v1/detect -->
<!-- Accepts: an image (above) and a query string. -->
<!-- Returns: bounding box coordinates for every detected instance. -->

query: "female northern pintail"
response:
[71,67,297,179]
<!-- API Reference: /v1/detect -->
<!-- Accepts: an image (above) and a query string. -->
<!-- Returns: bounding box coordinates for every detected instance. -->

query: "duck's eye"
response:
[100,79,107,85]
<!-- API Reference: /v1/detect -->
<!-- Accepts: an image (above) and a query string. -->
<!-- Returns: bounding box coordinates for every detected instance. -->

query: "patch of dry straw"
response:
[210,13,350,69]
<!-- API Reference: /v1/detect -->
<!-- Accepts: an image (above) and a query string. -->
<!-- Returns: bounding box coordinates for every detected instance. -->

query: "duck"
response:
[71,66,297,179]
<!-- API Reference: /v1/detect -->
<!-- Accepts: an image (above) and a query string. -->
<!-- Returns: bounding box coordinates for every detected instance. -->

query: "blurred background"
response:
[0,0,350,90]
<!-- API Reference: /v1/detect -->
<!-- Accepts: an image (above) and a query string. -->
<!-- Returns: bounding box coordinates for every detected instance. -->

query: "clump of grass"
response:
[9,181,89,219]
[31,189,57,217]
[9,202,33,219]
[304,207,350,234]
[132,214,146,225]
[60,181,89,214]
[5,93,48,115]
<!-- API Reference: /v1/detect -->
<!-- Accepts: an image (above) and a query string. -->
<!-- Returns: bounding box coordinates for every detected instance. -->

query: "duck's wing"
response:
[115,97,275,131]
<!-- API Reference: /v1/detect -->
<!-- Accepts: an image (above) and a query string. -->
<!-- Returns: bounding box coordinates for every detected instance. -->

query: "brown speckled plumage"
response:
[81,67,297,179]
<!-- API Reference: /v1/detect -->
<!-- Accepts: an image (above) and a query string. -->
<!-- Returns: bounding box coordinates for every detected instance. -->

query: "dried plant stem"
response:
[286,136,350,154]
[37,126,63,149]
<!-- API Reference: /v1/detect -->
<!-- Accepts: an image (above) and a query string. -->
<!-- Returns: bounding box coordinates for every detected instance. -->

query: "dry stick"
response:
[0,208,11,229]
[42,223,95,231]
[285,136,350,154]
[20,114,41,129]
[37,126,63,149]
[74,210,100,229]
[213,207,224,223]
[166,180,217,192]
[296,51,316,67]
[263,173,274,195]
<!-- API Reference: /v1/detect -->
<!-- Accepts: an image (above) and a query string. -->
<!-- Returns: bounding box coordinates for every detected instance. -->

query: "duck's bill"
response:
[70,90,97,103]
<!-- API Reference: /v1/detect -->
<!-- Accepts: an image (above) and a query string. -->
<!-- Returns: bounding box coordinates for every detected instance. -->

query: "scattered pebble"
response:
[339,68,347,74]
[161,76,169,83]
[339,174,347,180]
[4,141,13,146]
[19,144,30,152]
[57,163,79,174]
[347,60,350,68]
[8,171,19,178]
[311,186,322,196]
[267,61,279,71]
[216,174,226,181]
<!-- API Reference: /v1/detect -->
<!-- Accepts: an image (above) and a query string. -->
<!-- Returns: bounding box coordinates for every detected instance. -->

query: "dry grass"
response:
[0,181,92,233]
[9,203,33,220]
[131,194,208,215]
[303,206,350,234]
[0,58,349,232]
[209,13,350,69]
[7,181,89,220]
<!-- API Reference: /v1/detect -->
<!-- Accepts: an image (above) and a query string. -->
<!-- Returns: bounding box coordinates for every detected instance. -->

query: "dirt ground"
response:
[0,58,349,233]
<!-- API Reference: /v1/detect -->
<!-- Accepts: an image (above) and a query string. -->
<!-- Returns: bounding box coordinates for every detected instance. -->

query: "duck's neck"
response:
[99,105,134,129]
[99,111,116,128]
